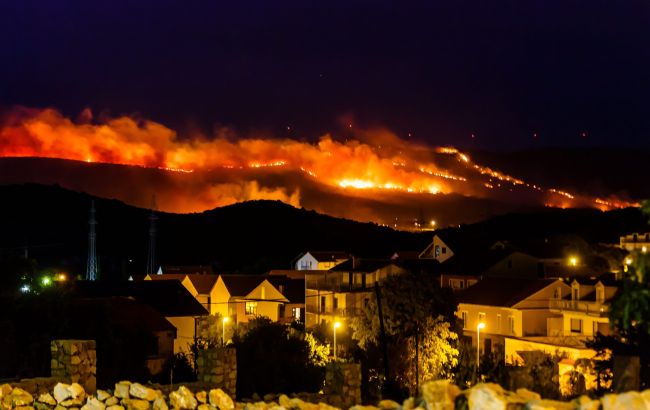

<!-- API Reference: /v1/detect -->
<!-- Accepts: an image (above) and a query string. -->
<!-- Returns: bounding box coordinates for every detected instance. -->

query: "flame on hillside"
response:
[0,107,639,216]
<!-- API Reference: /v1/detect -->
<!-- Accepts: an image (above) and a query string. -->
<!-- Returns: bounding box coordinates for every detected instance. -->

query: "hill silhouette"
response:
[0,184,647,280]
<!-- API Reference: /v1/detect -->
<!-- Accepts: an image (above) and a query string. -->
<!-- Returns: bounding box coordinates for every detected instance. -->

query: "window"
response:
[508,316,515,334]
[435,245,441,258]
[448,279,465,289]
[292,307,302,321]
[554,287,562,300]
[467,279,478,287]
[320,296,326,311]
[570,318,583,333]
[496,314,502,332]
[461,311,468,329]
[245,302,258,315]
[442,247,447,254]
[478,312,486,324]
[333,296,339,310]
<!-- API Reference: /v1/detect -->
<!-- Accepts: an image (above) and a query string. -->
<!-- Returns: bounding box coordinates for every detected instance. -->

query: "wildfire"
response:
[0,106,639,215]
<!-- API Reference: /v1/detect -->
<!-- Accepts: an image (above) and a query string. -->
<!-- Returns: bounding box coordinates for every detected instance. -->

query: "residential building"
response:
[419,235,455,262]
[305,259,407,327]
[73,280,208,354]
[620,232,650,253]
[456,278,570,353]
[145,273,220,315]
[213,275,289,324]
[293,251,349,270]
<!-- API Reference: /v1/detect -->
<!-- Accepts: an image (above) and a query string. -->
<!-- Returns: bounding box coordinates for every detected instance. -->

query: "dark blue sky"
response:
[1,0,649,150]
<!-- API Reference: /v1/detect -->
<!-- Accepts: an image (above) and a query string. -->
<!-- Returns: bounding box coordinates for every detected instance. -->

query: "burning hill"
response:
[0,106,639,227]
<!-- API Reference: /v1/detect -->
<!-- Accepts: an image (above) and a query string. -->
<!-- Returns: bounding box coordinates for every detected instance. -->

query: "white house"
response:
[294,251,349,270]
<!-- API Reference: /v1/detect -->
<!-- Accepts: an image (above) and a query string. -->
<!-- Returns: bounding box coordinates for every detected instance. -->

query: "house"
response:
[73,280,209,354]
[547,276,617,337]
[456,278,570,353]
[213,275,289,325]
[145,273,220,315]
[71,297,177,376]
[620,232,650,253]
[293,251,349,270]
[419,235,455,262]
[305,258,407,327]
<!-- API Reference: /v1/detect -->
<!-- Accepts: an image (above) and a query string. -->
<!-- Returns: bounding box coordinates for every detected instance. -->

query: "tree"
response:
[350,273,458,396]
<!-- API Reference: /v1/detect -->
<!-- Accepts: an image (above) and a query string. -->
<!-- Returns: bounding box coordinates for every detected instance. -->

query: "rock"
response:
[208,389,233,410]
[60,399,84,408]
[573,396,600,410]
[402,398,415,410]
[348,406,378,410]
[107,406,125,410]
[123,399,151,410]
[467,383,510,410]
[377,401,400,410]
[54,384,73,404]
[602,392,649,410]
[69,384,86,401]
[82,398,107,410]
[516,389,541,402]
[11,389,35,407]
[97,392,112,402]
[15,406,35,410]
[420,380,461,410]
[0,384,12,399]
[38,393,58,406]
[195,393,207,405]
[35,402,54,410]
[153,398,169,410]
[169,387,197,410]
[277,396,291,409]
[115,383,131,400]
[105,398,119,407]
[524,399,576,410]
[197,405,212,410]
[130,384,158,402]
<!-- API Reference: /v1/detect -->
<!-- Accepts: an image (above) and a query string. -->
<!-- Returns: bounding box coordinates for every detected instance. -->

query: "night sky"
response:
[1,1,649,150]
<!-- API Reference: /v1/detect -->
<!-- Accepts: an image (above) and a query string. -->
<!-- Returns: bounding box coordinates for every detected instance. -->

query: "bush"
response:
[233,317,326,399]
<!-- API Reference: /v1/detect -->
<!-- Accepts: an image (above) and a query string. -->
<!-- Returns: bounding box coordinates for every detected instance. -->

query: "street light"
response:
[333,321,341,361]
[222,316,229,346]
[476,322,485,370]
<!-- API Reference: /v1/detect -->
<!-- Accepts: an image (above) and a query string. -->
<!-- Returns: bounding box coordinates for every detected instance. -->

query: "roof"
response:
[298,251,349,262]
[437,248,517,276]
[390,251,421,261]
[457,278,560,307]
[265,276,305,304]
[146,272,219,294]
[162,265,214,275]
[220,274,269,297]
[71,297,176,333]
[73,280,208,317]
[329,258,395,273]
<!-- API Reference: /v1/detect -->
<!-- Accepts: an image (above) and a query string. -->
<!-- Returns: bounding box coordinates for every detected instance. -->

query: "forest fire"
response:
[0,107,639,224]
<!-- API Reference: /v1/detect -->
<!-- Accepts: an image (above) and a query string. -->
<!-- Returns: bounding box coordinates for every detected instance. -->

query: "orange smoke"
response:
[0,106,638,214]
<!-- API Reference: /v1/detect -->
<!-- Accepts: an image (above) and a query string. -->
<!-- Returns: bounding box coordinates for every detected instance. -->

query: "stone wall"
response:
[323,363,362,408]
[50,340,97,394]
[196,347,237,398]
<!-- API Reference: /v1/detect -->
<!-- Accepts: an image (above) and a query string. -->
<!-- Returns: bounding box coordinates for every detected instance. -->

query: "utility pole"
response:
[86,201,98,281]
[146,195,158,275]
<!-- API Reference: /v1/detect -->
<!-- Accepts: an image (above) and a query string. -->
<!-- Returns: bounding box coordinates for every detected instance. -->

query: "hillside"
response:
[0,184,647,281]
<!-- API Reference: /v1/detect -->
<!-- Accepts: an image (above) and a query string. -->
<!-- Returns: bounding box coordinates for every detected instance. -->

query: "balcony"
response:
[310,307,364,318]
[549,299,609,316]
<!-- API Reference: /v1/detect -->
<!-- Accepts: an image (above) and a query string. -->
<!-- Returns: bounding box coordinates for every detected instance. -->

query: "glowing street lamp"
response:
[333,321,342,361]
[57,273,67,282]
[41,276,52,286]
[476,322,486,370]
[222,316,230,346]
[568,256,578,267]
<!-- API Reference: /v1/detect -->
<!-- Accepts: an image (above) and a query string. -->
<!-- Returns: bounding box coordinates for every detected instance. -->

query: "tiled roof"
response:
[457,278,559,307]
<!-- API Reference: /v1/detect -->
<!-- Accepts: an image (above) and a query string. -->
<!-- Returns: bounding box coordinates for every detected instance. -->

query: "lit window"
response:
[478,312,486,323]
[292,307,301,320]
[245,302,258,315]
[496,314,502,332]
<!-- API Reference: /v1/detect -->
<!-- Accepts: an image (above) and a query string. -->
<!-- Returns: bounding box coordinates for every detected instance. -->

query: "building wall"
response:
[561,312,610,337]
[167,316,196,353]
[504,337,596,365]
[432,236,454,262]
[296,254,319,270]
[457,303,522,341]
[212,277,231,317]
[521,310,559,337]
